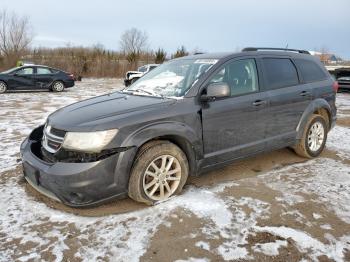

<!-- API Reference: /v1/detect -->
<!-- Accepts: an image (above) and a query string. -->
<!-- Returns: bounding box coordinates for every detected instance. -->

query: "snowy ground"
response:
[0,79,350,262]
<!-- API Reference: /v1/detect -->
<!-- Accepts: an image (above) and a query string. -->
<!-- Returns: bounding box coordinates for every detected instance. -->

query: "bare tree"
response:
[0,9,33,67]
[119,28,148,68]
[319,47,330,65]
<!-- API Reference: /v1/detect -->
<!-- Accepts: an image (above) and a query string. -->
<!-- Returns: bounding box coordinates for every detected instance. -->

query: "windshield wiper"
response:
[126,88,164,98]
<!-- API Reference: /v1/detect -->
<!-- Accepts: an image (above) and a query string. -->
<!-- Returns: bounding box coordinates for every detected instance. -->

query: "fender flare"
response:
[121,121,203,176]
[296,98,332,139]
[0,79,8,86]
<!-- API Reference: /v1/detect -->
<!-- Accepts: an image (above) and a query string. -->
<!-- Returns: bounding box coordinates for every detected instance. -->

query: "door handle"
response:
[300,91,310,96]
[252,100,267,106]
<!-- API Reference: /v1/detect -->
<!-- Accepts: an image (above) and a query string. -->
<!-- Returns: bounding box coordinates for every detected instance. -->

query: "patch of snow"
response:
[195,241,210,251]
[320,224,333,230]
[217,246,249,261]
[252,240,288,256]
[327,125,350,158]
[261,158,350,224]
[254,226,350,262]
[336,93,350,117]
[313,213,322,220]
[283,210,312,226]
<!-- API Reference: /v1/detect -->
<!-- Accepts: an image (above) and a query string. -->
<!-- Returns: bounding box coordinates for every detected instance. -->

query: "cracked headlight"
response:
[62,129,118,153]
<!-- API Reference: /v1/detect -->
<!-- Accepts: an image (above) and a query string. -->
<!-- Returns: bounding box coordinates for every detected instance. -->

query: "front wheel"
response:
[0,81,7,93]
[294,114,328,158]
[51,81,65,92]
[128,141,189,205]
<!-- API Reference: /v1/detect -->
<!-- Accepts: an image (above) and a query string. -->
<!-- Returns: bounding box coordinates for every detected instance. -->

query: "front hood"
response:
[47,92,175,131]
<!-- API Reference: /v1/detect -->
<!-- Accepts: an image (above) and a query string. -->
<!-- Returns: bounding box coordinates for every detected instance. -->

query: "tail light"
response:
[68,74,74,80]
[332,81,339,93]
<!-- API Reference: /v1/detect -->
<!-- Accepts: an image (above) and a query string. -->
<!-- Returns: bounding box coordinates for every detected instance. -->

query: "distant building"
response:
[309,51,342,64]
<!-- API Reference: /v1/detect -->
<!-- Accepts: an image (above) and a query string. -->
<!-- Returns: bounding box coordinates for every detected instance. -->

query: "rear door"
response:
[260,57,312,147]
[201,58,270,167]
[8,67,36,89]
[35,67,54,89]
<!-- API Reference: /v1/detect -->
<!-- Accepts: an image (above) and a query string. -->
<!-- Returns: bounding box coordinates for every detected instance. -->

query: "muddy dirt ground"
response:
[0,79,350,262]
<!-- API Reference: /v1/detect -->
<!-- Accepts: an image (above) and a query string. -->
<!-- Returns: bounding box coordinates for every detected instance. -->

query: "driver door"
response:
[201,58,270,167]
[9,67,36,89]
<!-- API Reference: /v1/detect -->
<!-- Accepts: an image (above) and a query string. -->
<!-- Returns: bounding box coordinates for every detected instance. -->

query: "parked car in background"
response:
[337,76,350,92]
[124,64,159,86]
[0,65,75,93]
[21,48,337,207]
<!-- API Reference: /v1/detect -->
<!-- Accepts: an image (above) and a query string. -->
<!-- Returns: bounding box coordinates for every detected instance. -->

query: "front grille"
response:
[42,125,65,153]
[50,127,66,137]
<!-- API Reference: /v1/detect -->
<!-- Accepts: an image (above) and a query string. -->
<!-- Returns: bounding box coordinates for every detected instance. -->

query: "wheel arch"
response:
[0,79,8,86]
[121,122,202,177]
[296,99,332,139]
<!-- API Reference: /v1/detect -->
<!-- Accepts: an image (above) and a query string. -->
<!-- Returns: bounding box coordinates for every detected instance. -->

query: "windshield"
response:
[125,58,218,98]
[1,67,18,74]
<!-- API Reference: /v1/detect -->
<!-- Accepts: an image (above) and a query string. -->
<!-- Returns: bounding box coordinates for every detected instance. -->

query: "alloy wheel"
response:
[143,154,182,201]
[0,82,7,93]
[307,121,325,152]
[53,82,64,92]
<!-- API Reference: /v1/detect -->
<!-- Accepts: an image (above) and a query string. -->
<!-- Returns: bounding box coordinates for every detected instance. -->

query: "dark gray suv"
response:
[20,48,337,207]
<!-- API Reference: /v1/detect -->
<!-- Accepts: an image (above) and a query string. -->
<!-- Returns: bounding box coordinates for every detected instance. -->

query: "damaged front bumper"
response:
[20,125,136,207]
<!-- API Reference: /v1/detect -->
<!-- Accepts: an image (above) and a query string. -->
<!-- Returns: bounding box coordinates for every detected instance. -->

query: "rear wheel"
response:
[128,141,189,205]
[0,81,7,93]
[294,114,327,158]
[51,81,65,92]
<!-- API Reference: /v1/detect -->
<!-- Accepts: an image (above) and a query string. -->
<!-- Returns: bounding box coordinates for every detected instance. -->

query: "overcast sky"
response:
[2,0,350,59]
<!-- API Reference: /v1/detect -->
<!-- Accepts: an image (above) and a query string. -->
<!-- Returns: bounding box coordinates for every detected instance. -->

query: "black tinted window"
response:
[263,58,299,89]
[294,59,327,83]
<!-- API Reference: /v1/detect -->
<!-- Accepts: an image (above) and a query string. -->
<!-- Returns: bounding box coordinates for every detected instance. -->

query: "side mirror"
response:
[200,82,230,102]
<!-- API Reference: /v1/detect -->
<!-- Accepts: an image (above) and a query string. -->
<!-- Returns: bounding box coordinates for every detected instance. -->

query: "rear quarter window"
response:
[294,59,327,83]
[262,58,299,90]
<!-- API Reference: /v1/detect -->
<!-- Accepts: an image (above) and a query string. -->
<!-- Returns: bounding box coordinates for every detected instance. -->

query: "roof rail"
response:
[242,47,310,55]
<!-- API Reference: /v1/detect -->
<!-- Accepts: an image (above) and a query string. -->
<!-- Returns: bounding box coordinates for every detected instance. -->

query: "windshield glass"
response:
[125,58,218,98]
[1,67,18,74]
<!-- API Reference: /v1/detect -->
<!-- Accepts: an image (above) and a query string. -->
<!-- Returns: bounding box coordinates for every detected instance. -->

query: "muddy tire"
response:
[128,140,189,205]
[294,114,328,158]
[51,81,65,92]
[0,81,7,93]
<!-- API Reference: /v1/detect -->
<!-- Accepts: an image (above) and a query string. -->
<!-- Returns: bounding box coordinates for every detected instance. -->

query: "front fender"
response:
[121,121,202,154]
[296,98,332,139]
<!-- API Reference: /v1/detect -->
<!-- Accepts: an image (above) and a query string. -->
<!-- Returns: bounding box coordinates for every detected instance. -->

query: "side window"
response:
[294,59,327,83]
[37,67,52,74]
[16,67,34,75]
[138,66,147,72]
[262,58,299,89]
[209,59,259,96]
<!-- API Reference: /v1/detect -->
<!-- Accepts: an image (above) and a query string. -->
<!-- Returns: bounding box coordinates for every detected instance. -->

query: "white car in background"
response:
[124,64,159,86]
